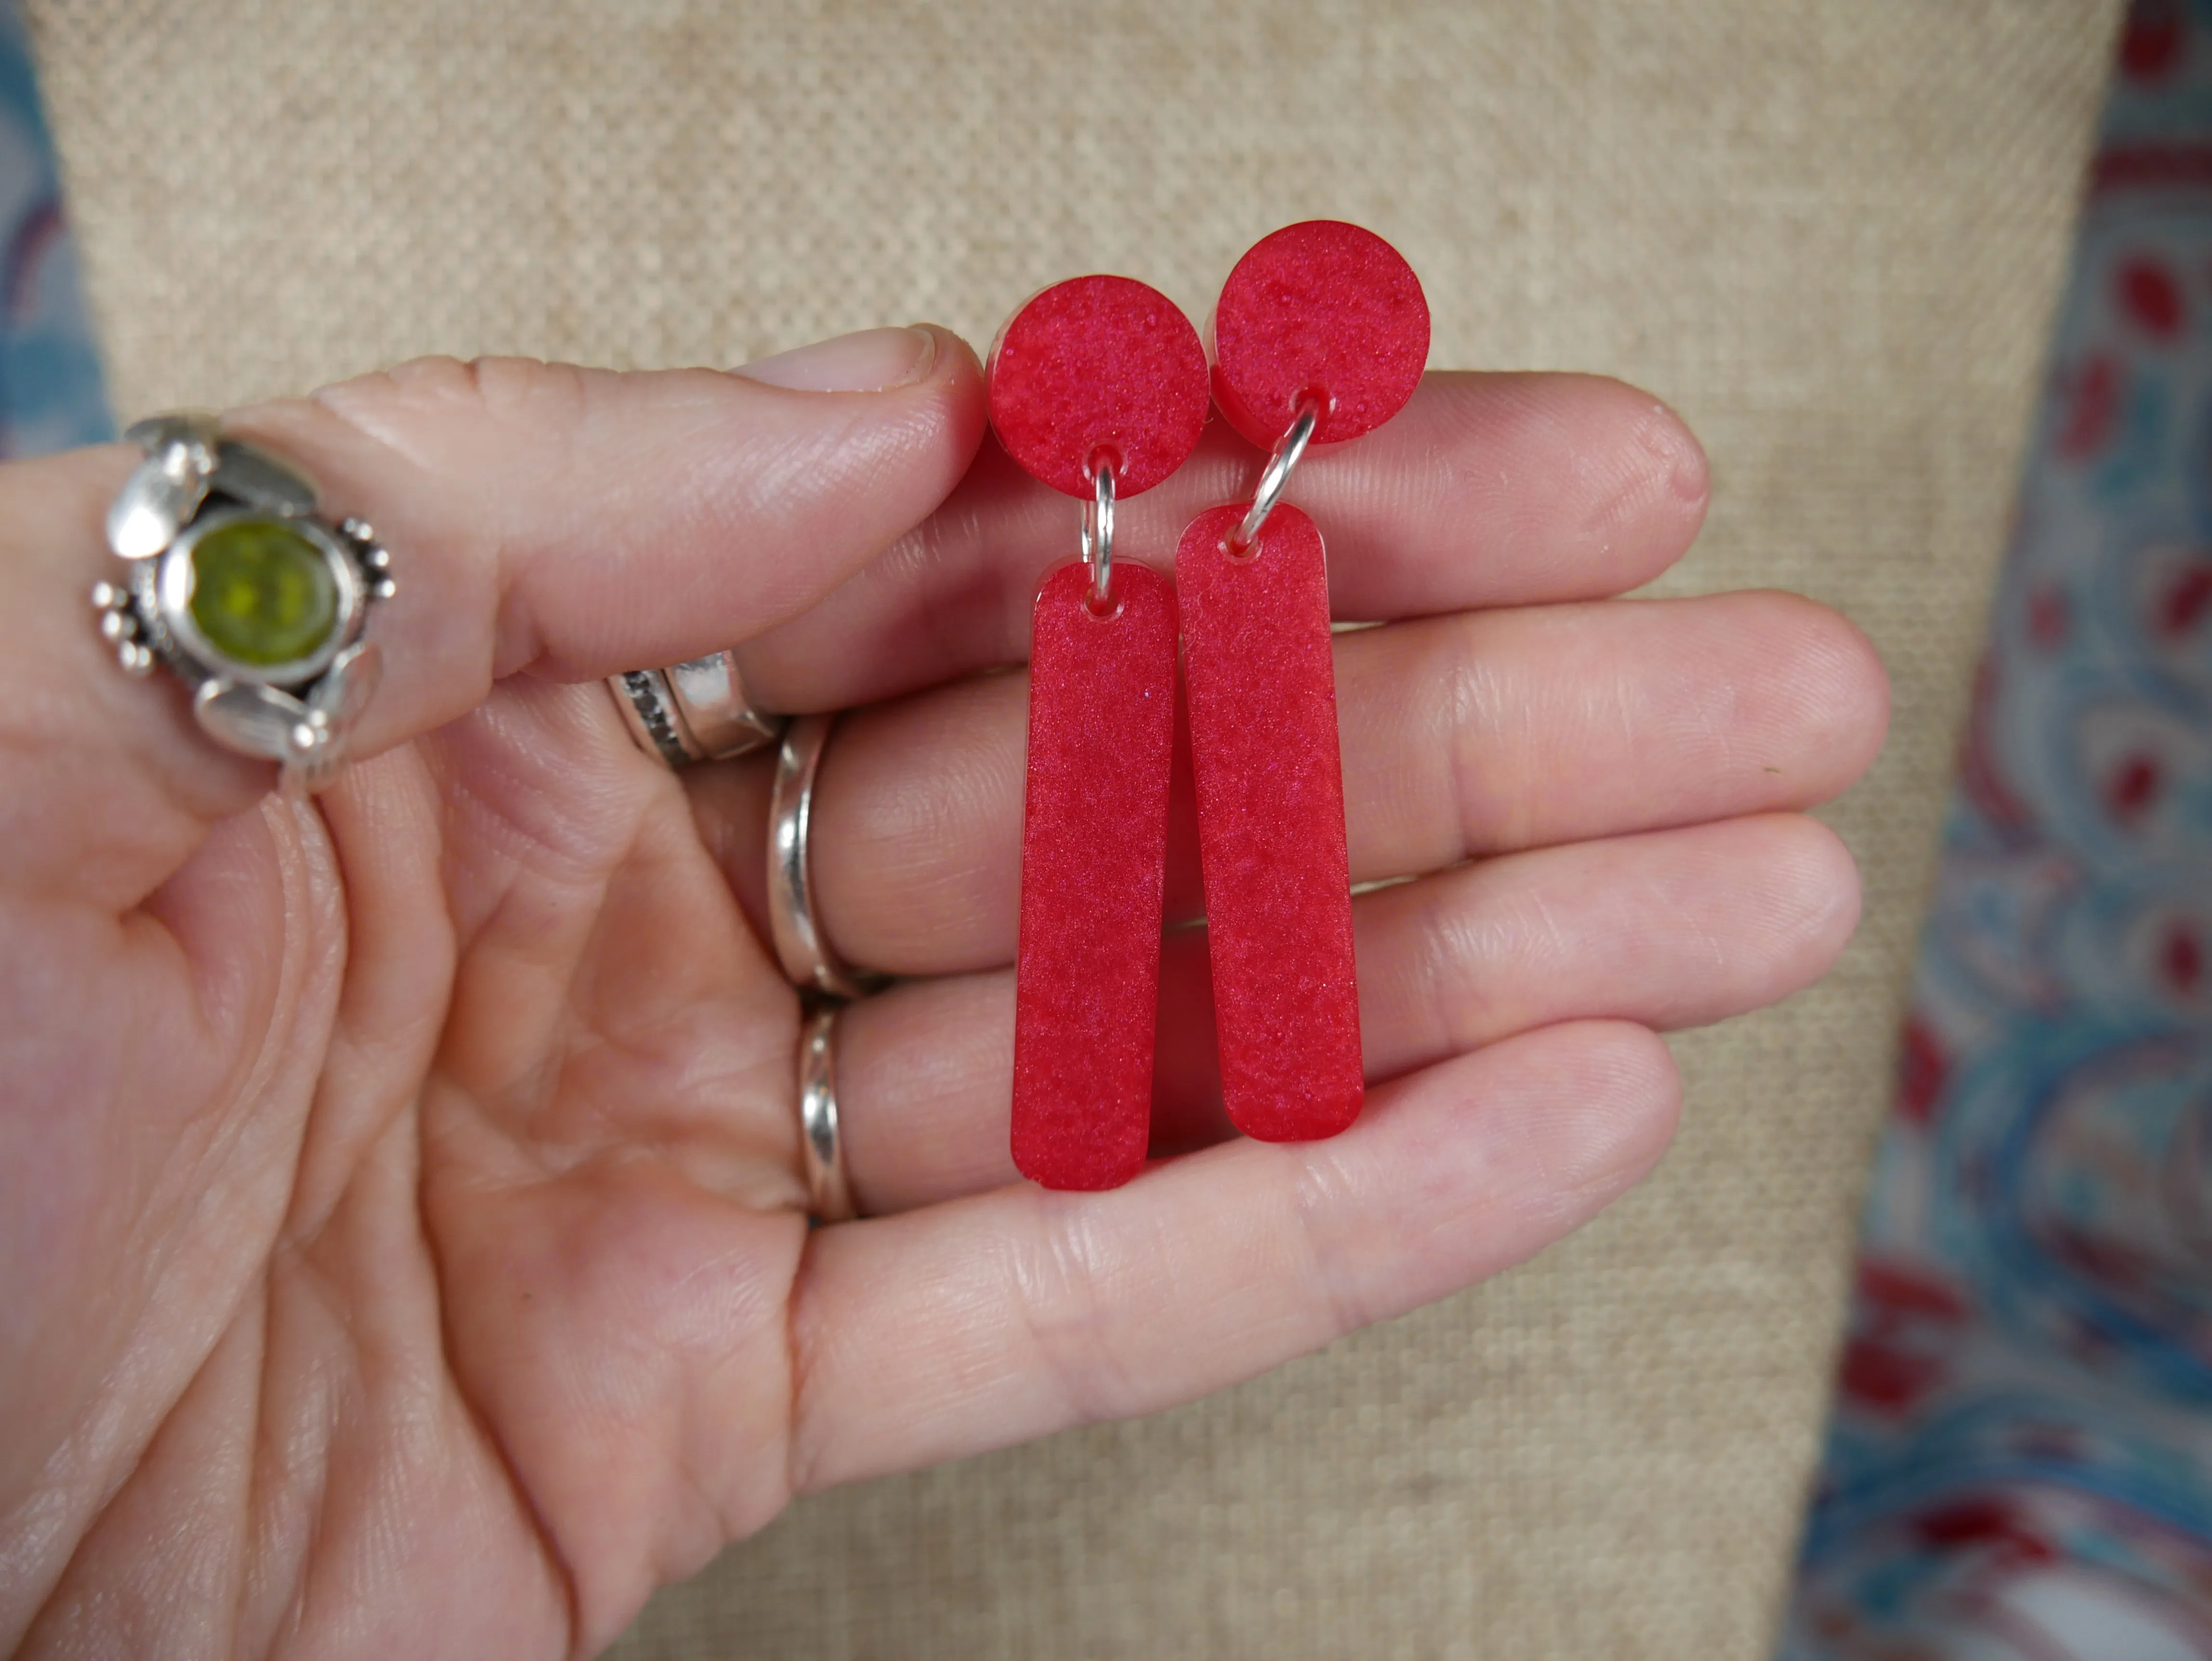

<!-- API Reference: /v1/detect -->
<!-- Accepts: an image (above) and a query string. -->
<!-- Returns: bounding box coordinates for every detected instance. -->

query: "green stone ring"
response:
[92,413,395,791]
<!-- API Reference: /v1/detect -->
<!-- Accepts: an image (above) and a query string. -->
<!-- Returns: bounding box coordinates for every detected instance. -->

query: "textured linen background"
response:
[23,3,2120,1656]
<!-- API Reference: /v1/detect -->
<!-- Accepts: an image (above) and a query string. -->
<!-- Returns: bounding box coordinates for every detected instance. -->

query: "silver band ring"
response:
[93,412,395,792]
[798,1004,857,1223]
[769,712,880,998]
[610,648,782,768]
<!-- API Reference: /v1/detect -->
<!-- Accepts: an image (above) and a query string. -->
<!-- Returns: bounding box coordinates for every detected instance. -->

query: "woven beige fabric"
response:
[26,2,2118,1655]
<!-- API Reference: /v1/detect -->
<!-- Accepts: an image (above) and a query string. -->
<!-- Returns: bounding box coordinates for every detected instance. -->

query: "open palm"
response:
[0,328,1886,1658]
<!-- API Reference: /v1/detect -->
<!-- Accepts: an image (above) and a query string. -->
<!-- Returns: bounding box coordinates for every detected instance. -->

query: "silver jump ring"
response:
[798,1004,857,1223]
[769,712,881,999]
[1231,397,1321,553]
[1079,460,1116,607]
[92,412,395,793]
[610,649,782,768]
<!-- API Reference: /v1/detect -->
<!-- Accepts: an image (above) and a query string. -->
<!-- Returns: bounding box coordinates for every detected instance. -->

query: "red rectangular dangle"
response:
[1012,559,1180,1189]
[1176,503,1363,1141]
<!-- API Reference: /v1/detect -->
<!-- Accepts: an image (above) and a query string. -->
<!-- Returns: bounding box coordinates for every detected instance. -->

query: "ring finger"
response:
[825,810,1857,1215]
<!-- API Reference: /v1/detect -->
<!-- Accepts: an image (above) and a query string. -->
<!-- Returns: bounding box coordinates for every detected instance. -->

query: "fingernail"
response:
[1641,400,1710,506]
[734,326,936,393]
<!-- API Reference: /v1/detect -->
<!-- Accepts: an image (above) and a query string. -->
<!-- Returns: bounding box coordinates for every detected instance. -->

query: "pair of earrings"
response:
[989,220,1430,1191]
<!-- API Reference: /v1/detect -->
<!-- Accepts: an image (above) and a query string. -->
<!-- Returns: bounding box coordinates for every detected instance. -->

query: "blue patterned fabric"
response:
[1782,4,2212,1656]
[0,1,106,457]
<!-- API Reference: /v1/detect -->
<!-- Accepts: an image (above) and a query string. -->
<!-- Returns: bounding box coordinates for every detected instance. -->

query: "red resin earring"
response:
[1178,220,1429,1143]
[989,275,1211,1190]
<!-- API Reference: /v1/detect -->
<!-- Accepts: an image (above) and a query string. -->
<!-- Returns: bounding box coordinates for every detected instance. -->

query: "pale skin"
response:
[0,323,1888,1658]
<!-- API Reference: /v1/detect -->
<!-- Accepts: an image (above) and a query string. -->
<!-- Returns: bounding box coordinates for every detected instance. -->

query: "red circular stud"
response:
[1209,220,1429,450]
[987,275,1210,499]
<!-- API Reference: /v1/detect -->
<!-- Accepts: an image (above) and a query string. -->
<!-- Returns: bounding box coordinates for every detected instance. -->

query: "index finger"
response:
[0,334,987,910]
[736,370,1710,712]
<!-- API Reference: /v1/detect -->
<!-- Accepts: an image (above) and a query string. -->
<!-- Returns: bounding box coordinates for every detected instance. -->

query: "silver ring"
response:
[769,712,880,998]
[610,649,782,768]
[92,412,395,792]
[1231,396,1321,553]
[798,1004,857,1223]
[1080,459,1116,607]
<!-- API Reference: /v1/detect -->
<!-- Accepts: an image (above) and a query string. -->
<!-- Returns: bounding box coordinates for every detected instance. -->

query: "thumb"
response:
[0,326,985,908]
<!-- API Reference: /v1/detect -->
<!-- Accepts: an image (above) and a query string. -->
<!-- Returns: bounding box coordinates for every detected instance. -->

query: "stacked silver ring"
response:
[771,714,881,1224]
[606,655,869,1224]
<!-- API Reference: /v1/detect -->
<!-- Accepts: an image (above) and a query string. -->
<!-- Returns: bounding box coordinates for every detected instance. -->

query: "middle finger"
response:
[730,370,1712,714]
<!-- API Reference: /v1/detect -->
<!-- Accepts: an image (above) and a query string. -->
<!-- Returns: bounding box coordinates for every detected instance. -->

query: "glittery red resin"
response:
[988,275,1212,497]
[1209,220,1429,450]
[1176,504,1362,1141]
[1012,560,1181,1189]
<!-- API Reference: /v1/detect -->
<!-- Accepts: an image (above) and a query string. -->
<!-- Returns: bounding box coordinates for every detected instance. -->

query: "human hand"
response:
[0,324,1885,1657]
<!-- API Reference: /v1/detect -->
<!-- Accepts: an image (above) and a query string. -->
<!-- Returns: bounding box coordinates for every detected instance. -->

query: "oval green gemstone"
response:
[188,519,339,669]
